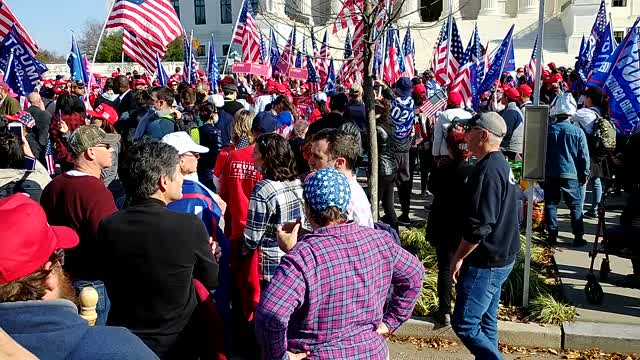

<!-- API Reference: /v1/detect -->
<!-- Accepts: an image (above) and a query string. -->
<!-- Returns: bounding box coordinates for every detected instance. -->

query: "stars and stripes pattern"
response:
[260,31,268,65]
[107,0,182,55]
[451,27,480,105]
[383,26,402,85]
[123,29,157,73]
[332,0,362,34]
[402,29,415,78]
[318,30,329,85]
[525,34,539,85]
[434,17,464,87]
[232,0,261,63]
[0,1,38,56]
[276,27,296,74]
[418,87,448,118]
[44,140,56,176]
[269,29,280,70]
[586,0,607,65]
[341,21,365,87]
[325,57,336,95]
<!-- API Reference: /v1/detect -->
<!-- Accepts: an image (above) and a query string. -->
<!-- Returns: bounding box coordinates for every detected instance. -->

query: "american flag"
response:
[339,29,356,87]
[525,34,539,85]
[276,27,296,74]
[451,27,480,105]
[419,87,448,118]
[402,28,415,78]
[0,1,38,56]
[383,27,401,85]
[183,31,193,84]
[232,0,261,63]
[340,21,364,87]
[107,0,181,53]
[107,0,181,72]
[373,29,383,77]
[307,51,320,92]
[434,17,464,87]
[344,30,353,58]
[333,0,362,34]
[44,140,56,176]
[123,29,160,73]
[318,31,329,85]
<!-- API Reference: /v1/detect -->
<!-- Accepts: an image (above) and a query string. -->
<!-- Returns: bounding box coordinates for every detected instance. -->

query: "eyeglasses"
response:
[182,152,200,159]
[95,143,111,150]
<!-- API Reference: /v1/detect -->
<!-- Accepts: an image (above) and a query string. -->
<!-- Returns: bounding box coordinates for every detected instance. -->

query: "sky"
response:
[6,0,110,56]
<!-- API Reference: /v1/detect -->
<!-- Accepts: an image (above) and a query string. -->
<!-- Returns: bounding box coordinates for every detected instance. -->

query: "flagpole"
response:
[222,0,246,75]
[92,0,116,66]
[445,0,453,87]
[4,50,14,82]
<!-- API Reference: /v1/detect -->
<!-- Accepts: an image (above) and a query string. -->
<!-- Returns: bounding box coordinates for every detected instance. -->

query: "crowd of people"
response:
[0,59,638,360]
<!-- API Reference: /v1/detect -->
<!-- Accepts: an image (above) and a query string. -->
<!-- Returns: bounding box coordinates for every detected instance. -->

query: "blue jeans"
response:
[72,280,110,326]
[582,177,603,213]
[452,262,515,359]
[544,177,584,238]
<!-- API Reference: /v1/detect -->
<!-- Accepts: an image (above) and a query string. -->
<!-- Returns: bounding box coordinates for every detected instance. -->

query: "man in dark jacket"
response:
[98,140,219,359]
[450,112,520,359]
[114,75,137,116]
[26,92,51,164]
[221,83,244,117]
[0,194,157,360]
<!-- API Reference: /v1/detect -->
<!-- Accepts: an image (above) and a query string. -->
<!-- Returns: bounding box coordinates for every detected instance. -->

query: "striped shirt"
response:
[255,221,424,359]
[243,179,305,281]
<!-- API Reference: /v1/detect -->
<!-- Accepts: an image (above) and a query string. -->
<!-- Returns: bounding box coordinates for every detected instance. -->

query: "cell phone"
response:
[8,122,23,139]
[23,155,36,172]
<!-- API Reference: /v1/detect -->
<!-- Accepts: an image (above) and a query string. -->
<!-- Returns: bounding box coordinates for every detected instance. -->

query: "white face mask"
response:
[155,109,172,117]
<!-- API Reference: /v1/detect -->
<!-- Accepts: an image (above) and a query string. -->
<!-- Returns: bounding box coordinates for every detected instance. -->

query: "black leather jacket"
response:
[377,125,397,176]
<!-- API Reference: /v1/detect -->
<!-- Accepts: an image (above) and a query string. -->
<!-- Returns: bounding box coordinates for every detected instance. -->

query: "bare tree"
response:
[36,49,65,63]
[78,19,104,57]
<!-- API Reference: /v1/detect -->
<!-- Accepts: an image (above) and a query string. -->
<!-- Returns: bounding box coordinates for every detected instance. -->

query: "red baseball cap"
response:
[0,81,10,91]
[87,103,119,125]
[504,87,520,101]
[134,79,146,86]
[412,84,427,96]
[447,91,463,106]
[0,194,79,285]
[518,84,533,97]
[111,71,119,78]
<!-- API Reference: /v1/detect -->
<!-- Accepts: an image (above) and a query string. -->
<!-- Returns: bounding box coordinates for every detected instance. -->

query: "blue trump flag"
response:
[589,22,616,81]
[503,35,516,72]
[478,25,514,94]
[67,32,88,84]
[588,17,640,135]
[324,57,336,96]
[155,53,169,86]
[0,26,47,96]
[269,29,280,70]
[207,34,220,93]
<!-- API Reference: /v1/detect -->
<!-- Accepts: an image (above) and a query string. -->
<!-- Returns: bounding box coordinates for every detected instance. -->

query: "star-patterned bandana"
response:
[303,167,351,215]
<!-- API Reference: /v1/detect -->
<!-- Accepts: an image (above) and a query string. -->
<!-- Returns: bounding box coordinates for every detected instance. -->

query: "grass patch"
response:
[400,227,437,269]
[527,294,577,325]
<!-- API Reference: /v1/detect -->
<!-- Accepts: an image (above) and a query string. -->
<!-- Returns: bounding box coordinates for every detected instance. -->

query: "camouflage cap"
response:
[68,125,120,155]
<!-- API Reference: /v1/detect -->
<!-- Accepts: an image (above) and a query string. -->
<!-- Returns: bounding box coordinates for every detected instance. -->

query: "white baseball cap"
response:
[161,132,209,155]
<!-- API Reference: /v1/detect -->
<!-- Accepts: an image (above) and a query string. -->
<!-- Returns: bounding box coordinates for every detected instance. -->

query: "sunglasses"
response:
[95,143,111,150]
[182,152,200,159]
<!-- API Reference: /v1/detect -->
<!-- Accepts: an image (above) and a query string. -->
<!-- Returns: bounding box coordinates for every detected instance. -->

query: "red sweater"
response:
[41,173,117,280]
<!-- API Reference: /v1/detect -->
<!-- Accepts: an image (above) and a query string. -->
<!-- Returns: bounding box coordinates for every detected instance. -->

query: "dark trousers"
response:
[379,174,397,228]
[394,151,412,216]
[418,145,433,193]
[436,246,454,314]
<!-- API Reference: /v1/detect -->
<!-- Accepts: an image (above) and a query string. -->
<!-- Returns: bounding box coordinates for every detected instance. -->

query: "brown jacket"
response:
[0,96,20,116]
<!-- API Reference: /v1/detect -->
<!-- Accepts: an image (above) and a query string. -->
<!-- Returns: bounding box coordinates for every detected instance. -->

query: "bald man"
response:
[26,92,52,164]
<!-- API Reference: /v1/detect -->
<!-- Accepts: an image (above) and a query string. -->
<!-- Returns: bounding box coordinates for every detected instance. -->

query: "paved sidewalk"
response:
[553,192,640,325]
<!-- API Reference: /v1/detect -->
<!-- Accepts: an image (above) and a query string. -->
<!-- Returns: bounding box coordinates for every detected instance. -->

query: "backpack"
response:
[593,112,617,152]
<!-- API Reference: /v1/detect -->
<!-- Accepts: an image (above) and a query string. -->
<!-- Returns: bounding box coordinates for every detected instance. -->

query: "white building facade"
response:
[171,0,637,72]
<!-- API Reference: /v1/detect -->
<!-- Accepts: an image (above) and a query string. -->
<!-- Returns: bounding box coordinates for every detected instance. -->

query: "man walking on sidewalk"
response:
[450,112,521,360]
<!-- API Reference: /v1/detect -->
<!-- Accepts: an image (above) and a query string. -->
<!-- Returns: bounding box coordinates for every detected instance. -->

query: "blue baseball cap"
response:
[303,168,351,215]
[252,111,279,134]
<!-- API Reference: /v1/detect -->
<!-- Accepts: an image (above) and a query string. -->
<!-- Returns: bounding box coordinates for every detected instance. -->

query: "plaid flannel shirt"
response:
[243,179,305,281]
[255,222,424,360]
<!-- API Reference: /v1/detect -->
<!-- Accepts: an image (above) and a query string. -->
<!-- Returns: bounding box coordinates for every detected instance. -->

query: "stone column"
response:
[398,0,422,24]
[519,0,538,14]
[632,0,640,15]
[440,0,461,18]
[267,0,286,17]
[299,0,314,25]
[479,0,501,15]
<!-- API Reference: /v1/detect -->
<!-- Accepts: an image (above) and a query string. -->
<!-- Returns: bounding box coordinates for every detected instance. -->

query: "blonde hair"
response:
[232,110,255,145]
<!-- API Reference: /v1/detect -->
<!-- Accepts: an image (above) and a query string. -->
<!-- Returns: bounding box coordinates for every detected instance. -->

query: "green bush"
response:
[400,227,438,269]
[527,294,577,325]
[414,273,440,316]
[502,255,551,306]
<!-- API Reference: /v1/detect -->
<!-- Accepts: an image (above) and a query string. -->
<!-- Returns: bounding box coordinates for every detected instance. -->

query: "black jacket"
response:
[198,123,223,176]
[376,125,396,176]
[116,90,137,116]
[26,105,51,164]
[221,99,244,117]
[97,198,218,358]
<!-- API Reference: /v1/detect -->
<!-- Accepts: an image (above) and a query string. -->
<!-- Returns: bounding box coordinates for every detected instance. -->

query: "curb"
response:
[395,316,562,349]
[563,321,640,353]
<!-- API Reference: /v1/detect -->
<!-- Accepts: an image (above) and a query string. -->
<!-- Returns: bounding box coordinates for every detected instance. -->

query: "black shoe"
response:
[434,312,451,326]
[547,234,557,246]
[573,237,588,247]
[584,210,596,219]
[397,214,411,225]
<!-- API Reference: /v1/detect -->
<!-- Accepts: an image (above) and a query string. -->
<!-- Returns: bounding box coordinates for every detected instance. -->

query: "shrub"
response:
[527,294,577,325]
[400,227,437,269]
